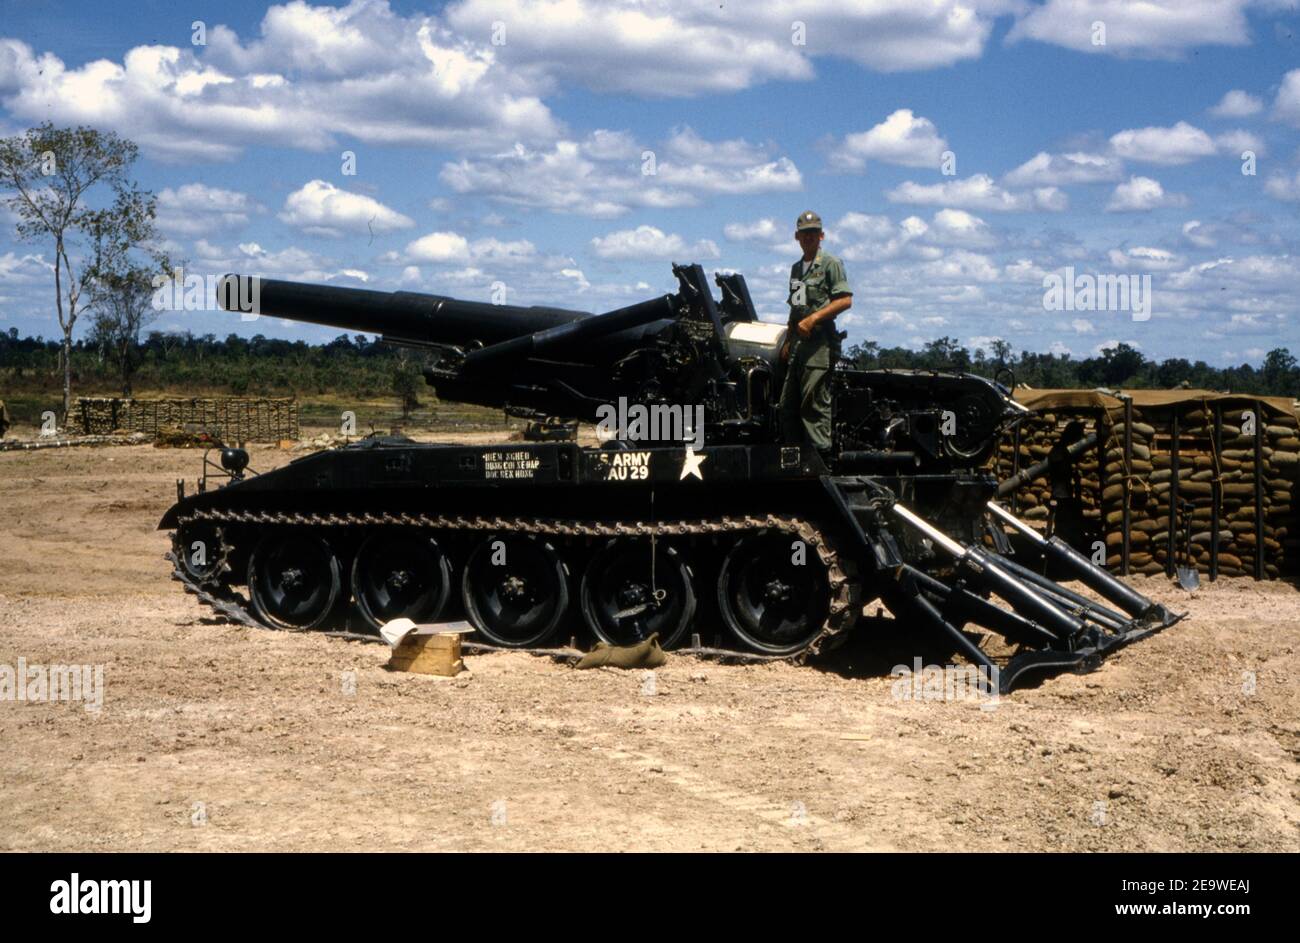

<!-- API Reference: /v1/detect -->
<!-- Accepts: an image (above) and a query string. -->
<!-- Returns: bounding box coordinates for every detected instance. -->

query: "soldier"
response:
[0,399,9,440]
[779,210,853,460]
[1047,419,1088,549]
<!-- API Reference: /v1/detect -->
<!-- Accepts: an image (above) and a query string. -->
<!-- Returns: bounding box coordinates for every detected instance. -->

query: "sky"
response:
[0,0,1298,365]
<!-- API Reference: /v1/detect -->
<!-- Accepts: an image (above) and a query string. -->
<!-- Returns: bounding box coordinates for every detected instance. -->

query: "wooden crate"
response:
[386,623,471,676]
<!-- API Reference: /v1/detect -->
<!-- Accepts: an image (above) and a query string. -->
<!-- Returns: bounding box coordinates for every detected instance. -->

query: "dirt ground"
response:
[1,439,1297,851]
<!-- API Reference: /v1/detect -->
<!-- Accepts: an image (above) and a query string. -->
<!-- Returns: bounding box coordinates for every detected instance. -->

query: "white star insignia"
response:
[680,447,706,480]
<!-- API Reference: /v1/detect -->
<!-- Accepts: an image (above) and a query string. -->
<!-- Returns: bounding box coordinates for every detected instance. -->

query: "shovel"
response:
[1175,499,1200,591]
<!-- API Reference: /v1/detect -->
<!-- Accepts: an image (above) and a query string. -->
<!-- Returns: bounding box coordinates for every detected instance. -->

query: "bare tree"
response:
[0,123,156,420]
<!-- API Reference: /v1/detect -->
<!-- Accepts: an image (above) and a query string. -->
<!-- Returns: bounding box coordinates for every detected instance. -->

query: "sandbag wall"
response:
[70,397,299,442]
[995,395,1300,579]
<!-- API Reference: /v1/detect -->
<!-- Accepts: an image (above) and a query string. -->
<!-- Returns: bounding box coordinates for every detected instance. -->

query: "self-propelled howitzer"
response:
[160,265,1182,693]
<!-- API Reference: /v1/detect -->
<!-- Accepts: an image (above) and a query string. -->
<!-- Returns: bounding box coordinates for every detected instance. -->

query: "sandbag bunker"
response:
[995,388,1299,580]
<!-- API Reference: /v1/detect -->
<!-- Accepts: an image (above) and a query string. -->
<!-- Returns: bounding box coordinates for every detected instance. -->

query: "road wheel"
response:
[461,534,568,647]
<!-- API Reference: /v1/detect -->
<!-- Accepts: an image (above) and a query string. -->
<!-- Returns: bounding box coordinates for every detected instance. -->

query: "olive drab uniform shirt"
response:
[779,250,851,451]
[785,250,850,366]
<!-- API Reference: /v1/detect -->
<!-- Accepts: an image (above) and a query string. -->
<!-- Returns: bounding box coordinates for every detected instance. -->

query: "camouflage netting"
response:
[69,397,299,443]
[994,389,1299,579]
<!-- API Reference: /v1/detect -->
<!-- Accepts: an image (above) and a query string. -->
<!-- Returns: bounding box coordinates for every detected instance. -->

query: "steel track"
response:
[168,510,862,663]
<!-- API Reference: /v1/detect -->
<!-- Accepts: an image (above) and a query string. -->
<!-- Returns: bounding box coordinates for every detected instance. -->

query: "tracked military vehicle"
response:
[161,264,1181,692]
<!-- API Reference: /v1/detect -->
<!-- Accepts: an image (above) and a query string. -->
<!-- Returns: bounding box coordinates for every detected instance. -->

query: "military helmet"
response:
[796,210,822,232]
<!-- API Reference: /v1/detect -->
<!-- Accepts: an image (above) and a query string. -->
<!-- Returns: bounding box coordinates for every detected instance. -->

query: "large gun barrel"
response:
[218,274,600,348]
[996,431,1099,497]
[216,267,788,429]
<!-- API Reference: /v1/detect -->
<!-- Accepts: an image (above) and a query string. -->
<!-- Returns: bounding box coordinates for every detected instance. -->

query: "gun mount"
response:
[220,267,1021,461]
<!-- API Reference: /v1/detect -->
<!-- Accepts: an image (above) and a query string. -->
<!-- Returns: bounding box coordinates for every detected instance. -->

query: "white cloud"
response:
[724,218,782,243]
[0,250,53,286]
[441,140,673,218]
[1273,68,1300,128]
[1070,318,1095,334]
[1181,220,1215,248]
[1004,259,1050,282]
[833,212,939,263]
[1002,151,1122,187]
[1109,121,1215,164]
[1105,176,1189,212]
[836,213,897,239]
[405,231,471,263]
[917,249,999,283]
[1108,121,1259,165]
[175,239,371,288]
[278,180,414,238]
[655,156,802,195]
[831,209,999,263]
[1264,169,1300,202]
[1007,0,1253,57]
[444,0,996,95]
[1209,89,1263,117]
[1107,246,1180,270]
[0,3,562,162]
[401,232,539,266]
[590,225,719,261]
[722,217,796,253]
[886,174,1065,212]
[155,183,263,237]
[559,268,591,292]
[1212,129,1263,156]
[468,237,538,263]
[928,209,997,248]
[580,129,641,161]
[828,109,948,171]
[1032,186,1070,212]
[441,131,800,217]
[664,127,770,167]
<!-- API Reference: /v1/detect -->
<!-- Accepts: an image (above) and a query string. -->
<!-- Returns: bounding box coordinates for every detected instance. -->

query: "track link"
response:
[168,509,861,662]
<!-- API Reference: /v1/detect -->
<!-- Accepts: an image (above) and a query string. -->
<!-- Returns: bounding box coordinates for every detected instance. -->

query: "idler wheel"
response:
[718,533,830,655]
[580,539,696,649]
[174,521,228,586]
[461,535,568,647]
[247,532,342,630]
[351,531,453,633]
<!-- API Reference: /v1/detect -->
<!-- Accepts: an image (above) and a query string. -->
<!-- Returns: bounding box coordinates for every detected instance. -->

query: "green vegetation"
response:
[1,328,1295,429]
[0,329,514,430]
[846,337,1299,399]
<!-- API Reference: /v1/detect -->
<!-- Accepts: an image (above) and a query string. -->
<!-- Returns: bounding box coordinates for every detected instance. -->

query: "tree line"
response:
[2,327,1296,404]
[845,337,1299,399]
[0,328,425,406]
